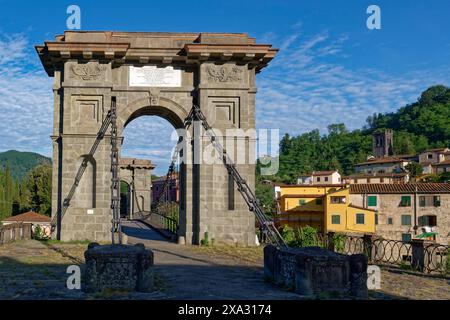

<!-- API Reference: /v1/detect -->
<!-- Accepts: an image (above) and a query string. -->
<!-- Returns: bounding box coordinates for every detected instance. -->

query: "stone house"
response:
[274,184,376,235]
[419,148,450,174]
[1,211,52,238]
[342,172,409,184]
[349,183,450,244]
[152,172,179,204]
[297,170,341,185]
[353,156,410,175]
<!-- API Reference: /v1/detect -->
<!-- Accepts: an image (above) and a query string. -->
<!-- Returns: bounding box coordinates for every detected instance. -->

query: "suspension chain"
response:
[110,97,122,244]
[156,105,286,247]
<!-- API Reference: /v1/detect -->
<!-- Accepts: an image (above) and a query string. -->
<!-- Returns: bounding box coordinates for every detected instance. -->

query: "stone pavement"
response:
[122,220,301,300]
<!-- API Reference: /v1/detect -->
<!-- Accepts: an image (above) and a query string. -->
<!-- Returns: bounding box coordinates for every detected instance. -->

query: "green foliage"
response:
[274,85,450,184]
[280,225,296,246]
[24,164,52,216]
[281,225,324,248]
[200,231,210,247]
[366,85,450,146]
[0,150,51,181]
[332,233,346,253]
[33,224,46,240]
[255,177,277,216]
[295,226,324,248]
[405,162,423,177]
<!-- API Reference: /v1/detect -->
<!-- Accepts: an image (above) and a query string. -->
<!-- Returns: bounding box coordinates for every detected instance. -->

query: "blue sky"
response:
[0,0,449,175]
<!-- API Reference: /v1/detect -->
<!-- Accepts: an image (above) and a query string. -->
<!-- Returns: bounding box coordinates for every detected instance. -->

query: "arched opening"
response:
[120,180,131,219]
[77,155,96,209]
[119,100,189,241]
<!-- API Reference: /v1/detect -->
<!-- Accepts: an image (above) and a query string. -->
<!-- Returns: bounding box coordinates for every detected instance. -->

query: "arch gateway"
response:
[36,31,278,245]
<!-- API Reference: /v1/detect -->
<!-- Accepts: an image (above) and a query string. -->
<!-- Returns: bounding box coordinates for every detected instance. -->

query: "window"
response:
[387,217,393,225]
[375,214,378,225]
[331,196,346,204]
[419,196,426,207]
[433,196,441,207]
[427,154,433,159]
[418,215,437,227]
[356,213,365,224]
[400,196,411,207]
[317,177,321,182]
[331,215,340,224]
[324,177,329,182]
[315,198,323,205]
[299,199,306,206]
[368,196,377,207]
[401,233,412,242]
[401,215,411,226]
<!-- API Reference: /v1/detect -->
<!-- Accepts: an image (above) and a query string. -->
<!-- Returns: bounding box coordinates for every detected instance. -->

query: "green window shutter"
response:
[331,215,340,224]
[401,233,412,242]
[401,196,411,207]
[419,196,426,207]
[356,213,365,224]
[375,214,378,225]
[434,196,441,207]
[368,196,377,207]
[401,215,411,226]
[387,217,393,225]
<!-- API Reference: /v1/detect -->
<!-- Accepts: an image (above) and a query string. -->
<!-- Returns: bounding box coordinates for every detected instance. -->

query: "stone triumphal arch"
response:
[36,31,277,245]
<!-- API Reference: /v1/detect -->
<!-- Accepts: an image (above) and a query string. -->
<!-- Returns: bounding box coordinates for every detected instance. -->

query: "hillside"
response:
[267,85,450,183]
[0,150,51,180]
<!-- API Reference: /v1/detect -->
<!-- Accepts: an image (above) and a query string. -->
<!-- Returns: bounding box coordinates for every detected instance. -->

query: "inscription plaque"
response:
[129,66,181,87]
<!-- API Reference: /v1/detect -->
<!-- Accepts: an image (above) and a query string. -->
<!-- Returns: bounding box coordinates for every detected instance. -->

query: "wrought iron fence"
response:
[266,226,450,275]
[335,234,449,274]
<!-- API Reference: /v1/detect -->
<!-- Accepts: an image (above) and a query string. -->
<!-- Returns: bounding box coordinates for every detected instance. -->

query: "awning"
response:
[415,232,437,239]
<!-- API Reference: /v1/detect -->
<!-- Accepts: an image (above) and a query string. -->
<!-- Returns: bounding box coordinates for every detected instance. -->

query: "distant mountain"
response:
[0,150,51,180]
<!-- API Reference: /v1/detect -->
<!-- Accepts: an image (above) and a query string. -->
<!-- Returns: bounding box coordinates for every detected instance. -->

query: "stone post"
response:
[327,232,335,252]
[363,234,375,262]
[349,254,368,299]
[411,239,426,272]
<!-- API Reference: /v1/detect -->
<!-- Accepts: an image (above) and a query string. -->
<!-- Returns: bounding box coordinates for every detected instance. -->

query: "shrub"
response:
[200,231,210,247]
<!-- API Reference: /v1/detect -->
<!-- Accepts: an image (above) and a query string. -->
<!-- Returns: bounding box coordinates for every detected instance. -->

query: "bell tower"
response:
[373,129,393,158]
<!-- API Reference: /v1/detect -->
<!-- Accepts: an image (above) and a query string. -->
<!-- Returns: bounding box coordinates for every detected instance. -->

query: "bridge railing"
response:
[0,223,33,245]
[137,211,178,236]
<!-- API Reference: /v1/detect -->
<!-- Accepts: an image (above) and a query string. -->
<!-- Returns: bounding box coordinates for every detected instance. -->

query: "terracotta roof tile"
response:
[350,183,450,194]
[355,157,409,166]
[312,170,338,176]
[2,211,51,223]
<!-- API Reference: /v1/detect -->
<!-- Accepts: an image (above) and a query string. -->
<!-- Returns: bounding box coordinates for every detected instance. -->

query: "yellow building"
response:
[274,184,376,234]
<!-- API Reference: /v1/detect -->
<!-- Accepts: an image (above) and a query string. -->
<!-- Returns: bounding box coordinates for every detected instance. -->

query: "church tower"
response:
[373,129,393,158]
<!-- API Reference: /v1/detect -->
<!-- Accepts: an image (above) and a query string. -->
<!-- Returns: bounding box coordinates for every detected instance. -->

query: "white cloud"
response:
[256,29,450,135]
[0,34,53,156]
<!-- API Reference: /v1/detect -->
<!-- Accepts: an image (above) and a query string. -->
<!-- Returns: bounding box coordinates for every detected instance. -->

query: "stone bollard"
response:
[83,242,154,293]
[349,254,368,299]
[264,246,369,299]
[263,245,277,282]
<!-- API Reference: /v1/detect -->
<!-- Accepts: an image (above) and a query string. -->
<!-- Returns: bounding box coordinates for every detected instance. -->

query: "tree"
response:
[255,178,277,216]
[405,162,423,177]
[24,164,52,216]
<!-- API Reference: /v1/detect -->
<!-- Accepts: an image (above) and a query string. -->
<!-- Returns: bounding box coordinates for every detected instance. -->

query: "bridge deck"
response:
[121,220,299,300]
